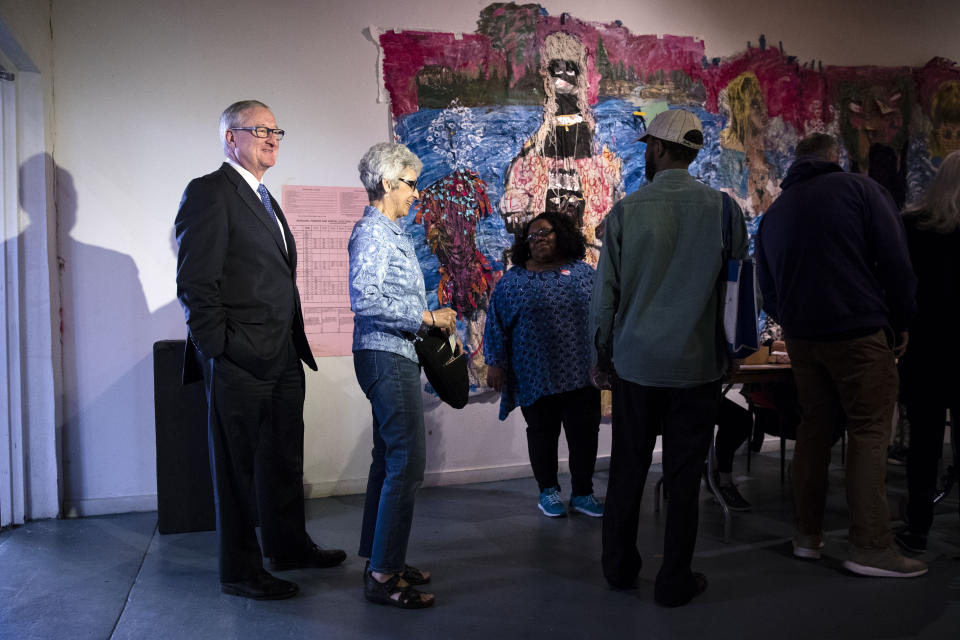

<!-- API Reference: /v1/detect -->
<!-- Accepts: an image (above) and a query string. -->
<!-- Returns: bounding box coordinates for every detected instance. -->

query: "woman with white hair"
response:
[896,150,960,553]
[350,142,457,609]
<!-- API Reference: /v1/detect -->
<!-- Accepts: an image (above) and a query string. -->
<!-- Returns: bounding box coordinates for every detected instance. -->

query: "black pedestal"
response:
[153,340,215,534]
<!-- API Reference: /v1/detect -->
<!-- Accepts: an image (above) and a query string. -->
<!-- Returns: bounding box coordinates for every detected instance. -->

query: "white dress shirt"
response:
[226,159,288,253]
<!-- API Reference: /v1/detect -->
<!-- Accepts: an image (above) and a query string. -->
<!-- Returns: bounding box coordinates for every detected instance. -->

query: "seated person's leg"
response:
[715,397,752,474]
[713,397,753,511]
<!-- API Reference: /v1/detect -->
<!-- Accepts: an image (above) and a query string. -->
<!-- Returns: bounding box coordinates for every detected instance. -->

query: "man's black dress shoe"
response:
[269,544,347,571]
[654,572,708,607]
[221,570,299,600]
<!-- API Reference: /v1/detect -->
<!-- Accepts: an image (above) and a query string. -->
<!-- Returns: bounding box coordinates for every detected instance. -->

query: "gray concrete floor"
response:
[1,451,959,640]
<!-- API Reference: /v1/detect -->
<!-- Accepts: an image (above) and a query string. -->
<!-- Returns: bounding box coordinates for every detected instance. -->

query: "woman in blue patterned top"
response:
[350,142,457,609]
[484,212,604,519]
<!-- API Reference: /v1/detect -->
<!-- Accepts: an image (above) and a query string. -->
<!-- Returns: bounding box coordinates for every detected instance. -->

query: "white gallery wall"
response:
[4,0,960,516]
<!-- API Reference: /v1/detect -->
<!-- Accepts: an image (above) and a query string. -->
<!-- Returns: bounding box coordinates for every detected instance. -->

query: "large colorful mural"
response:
[378,2,960,387]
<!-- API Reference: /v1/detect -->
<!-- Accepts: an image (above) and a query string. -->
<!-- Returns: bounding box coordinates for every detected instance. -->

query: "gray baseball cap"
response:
[638,109,704,150]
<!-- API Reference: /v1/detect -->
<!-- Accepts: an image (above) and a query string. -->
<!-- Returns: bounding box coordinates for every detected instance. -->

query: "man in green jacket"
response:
[591,109,747,607]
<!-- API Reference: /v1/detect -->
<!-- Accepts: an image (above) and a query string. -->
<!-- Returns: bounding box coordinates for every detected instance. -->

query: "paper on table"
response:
[282,185,368,357]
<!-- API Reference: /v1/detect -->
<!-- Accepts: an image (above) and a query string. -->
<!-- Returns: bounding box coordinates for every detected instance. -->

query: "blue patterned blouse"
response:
[484,260,595,419]
[348,206,426,363]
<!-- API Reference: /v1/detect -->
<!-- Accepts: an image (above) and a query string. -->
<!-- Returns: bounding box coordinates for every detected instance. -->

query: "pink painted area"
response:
[798,69,827,132]
[381,11,705,116]
[536,16,705,105]
[381,5,956,138]
[703,48,814,131]
[381,30,505,117]
[824,64,914,91]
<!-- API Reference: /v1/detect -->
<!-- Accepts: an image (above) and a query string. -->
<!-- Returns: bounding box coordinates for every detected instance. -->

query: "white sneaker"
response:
[842,545,928,578]
[792,533,824,560]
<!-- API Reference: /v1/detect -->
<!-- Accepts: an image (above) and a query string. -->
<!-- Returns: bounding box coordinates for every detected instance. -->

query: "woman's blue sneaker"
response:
[570,494,604,517]
[538,487,566,517]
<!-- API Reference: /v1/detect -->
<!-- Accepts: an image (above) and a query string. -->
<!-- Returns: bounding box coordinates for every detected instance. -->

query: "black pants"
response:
[715,397,752,474]
[520,386,601,496]
[602,376,720,602]
[904,388,959,534]
[200,340,312,583]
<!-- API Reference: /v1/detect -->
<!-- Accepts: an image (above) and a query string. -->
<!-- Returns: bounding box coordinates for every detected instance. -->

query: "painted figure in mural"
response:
[756,133,925,578]
[415,169,497,385]
[350,142,460,609]
[838,79,911,194]
[591,109,748,607]
[720,71,778,215]
[930,81,960,161]
[484,212,604,520]
[842,86,903,173]
[897,150,960,554]
[175,100,345,600]
[501,31,622,264]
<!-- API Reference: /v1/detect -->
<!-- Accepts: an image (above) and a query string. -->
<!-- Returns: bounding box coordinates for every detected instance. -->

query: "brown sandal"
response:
[363,561,430,586]
[363,569,434,609]
[401,564,430,586]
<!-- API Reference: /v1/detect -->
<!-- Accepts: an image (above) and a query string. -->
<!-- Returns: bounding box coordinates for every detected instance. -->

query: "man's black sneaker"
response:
[894,528,928,553]
[715,483,752,512]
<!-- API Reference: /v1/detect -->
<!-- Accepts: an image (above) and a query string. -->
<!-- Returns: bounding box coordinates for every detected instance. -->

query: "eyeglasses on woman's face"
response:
[526,227,555,243]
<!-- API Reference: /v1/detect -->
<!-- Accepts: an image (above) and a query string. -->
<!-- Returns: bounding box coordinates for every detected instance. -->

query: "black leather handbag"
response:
[414,328,469,409]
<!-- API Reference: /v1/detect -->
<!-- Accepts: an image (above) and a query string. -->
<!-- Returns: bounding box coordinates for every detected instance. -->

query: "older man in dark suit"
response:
[176,100,345,600]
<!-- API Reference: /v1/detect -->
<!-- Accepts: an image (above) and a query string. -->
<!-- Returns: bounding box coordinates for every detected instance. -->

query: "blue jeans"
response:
[354,349,426,574]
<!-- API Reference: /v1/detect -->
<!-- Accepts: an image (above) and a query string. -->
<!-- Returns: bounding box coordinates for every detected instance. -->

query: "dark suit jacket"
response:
[176,163,317,383]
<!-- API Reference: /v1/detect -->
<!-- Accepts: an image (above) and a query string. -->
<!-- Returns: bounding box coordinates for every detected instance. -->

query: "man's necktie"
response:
[257,183,287,254]
[257,183,278,223]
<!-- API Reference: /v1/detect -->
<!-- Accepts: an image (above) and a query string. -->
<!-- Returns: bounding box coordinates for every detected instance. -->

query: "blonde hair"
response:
[930,81,960,159]
[905,150,960,233]
[722,72,765,150]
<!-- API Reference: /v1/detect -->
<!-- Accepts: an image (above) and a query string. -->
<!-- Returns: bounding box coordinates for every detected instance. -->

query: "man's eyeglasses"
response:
[526,228,555,243]
[231,126,285,140]
[397,177,419,190]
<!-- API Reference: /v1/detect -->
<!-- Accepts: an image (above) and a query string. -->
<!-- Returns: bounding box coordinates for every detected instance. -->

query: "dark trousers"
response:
[200,340,311,583]
[903,388,958,534]
[786,330,898,549]
[602,376,720,601]
[715,398,752,474]
[520,386,601,496]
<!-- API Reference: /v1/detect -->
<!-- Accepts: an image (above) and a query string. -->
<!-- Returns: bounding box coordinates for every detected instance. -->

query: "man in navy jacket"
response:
[176,100,344,600]
[756,133,924,578]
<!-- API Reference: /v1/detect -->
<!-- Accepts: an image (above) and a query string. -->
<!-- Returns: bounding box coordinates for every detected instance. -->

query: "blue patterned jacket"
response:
[348,206,426,363]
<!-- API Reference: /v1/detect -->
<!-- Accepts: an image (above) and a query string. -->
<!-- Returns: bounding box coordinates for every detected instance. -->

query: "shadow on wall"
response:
[46,154,184,516]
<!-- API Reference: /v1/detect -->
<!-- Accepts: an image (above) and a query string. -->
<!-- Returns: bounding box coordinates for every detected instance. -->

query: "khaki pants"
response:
[786,330,898,549]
